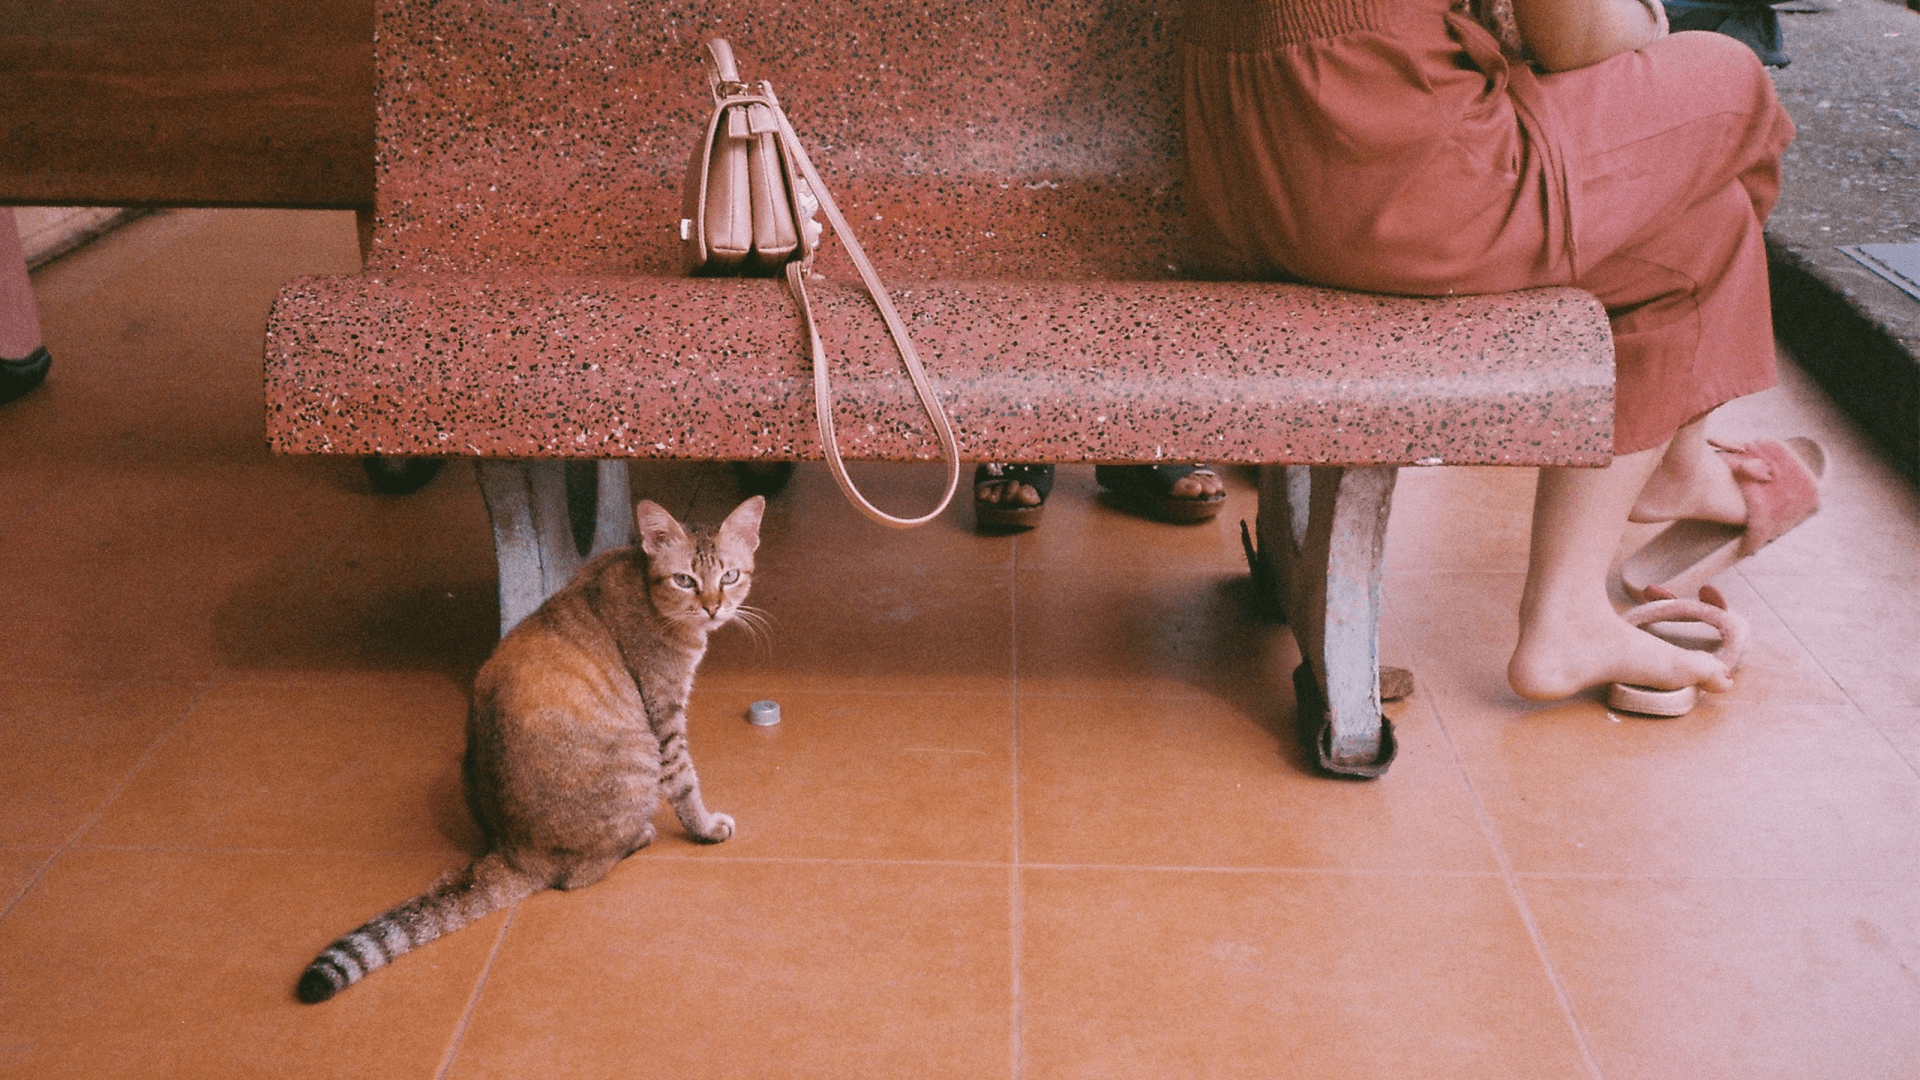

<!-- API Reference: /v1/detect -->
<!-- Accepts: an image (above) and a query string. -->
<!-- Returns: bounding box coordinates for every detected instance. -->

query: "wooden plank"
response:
[0,0,373,208]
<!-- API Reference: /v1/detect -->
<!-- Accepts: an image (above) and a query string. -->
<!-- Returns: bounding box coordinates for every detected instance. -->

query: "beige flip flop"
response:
[1606,587,1750,717]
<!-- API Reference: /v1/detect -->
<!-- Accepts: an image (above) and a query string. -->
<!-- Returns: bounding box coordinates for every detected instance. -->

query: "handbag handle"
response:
[702,39,745,95]
[758,79,962,529]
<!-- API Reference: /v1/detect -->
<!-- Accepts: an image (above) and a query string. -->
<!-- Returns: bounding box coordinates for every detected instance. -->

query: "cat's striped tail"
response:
[297,851,536,1003]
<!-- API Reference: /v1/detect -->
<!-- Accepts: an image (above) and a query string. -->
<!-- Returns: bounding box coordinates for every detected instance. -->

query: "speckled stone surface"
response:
[366,0,1188,278]
[266,274,1613,464]
[266,0,1616,466]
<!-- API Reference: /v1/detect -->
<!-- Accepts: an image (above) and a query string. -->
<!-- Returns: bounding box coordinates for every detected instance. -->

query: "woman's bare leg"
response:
[1509,445,1735,700]
[1,212,43,359]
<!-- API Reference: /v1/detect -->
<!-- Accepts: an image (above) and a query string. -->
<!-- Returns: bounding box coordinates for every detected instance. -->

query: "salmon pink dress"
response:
[1181,0,1795,453]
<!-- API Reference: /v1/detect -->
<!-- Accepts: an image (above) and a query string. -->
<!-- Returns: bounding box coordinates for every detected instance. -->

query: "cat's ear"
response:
[718,495,766,554]
[634,500,689,557]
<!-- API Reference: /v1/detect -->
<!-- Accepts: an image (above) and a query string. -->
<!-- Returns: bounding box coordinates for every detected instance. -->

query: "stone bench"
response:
[262,0,1615,776]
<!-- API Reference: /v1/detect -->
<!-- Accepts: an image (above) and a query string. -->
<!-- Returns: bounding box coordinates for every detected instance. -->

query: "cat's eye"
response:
[671,573,698,589]
[720,570,740,585]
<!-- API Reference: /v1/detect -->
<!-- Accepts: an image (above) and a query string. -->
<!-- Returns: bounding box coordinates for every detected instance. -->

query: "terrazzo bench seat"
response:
[262,0,1616,776]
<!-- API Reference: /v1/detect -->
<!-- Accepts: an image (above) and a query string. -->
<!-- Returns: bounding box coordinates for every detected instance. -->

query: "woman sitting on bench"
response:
[1181,0,1816,706]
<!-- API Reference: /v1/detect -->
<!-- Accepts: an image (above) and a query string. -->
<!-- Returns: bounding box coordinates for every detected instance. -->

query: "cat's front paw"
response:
[691,813,734,843]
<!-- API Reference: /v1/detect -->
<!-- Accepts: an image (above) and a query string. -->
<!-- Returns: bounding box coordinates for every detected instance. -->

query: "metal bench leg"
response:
[1256,464,1399,777]
[588,459,636,555]
[476,460,633,637]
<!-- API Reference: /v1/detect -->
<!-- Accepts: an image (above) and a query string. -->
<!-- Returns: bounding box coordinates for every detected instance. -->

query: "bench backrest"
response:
[370,0,1188,280]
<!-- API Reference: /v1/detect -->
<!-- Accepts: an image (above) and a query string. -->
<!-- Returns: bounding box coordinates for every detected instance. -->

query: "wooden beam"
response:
[0,0,373,209]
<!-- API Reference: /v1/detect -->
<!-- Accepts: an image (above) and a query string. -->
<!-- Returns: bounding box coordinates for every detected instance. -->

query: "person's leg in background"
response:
[1,209,53,405]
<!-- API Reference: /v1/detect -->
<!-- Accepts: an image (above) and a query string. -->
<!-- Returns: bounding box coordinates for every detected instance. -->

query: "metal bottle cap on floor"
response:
[747,699,781,726]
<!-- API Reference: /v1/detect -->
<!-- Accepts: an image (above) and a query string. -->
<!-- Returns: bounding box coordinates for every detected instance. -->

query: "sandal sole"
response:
[1607,682,1699,717]
[975,502,1045,530]
[1132,493,1226,524]
[1095,466,1226,524]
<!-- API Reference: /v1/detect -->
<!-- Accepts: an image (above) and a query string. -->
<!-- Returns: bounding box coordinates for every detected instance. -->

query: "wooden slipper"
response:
[1606,587,1750,717]
[1621,437,1824,602]
[974,463,1053,530]
[1093,464,1226,523]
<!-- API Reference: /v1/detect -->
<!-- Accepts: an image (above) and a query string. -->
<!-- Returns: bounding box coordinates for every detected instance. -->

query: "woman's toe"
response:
[1171,468,1223,500]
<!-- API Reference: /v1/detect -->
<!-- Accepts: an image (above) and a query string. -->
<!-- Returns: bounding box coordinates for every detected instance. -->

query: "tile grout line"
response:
[0,852,59,928]
[1008,530,1025,1080]
[0,678,222,927]
[1511,868,1920,884]
[0,221,361,927]
[697,682,1235,704]
[433,904,519,1080]
[62,843,494,858]
[0,673,220,689]
[1735,566,1920,783]
[1426,690,1608,1080]
[15,841,1617,878]
[1015,861,1511,877]
[54,845,1014,868]
[0,489,364,926]
[46,841,1894,884]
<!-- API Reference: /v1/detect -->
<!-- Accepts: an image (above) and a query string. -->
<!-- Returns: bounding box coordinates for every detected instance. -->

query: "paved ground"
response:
[6,207,1920,1080]
[1766,0,1920,476]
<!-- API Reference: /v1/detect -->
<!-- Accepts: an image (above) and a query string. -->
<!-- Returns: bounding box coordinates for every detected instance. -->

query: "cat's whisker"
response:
[728,605,776,654]
[732,604,774,630]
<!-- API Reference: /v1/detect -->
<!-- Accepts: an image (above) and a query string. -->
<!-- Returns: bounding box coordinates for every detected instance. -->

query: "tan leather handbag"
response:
[681,39,959,529]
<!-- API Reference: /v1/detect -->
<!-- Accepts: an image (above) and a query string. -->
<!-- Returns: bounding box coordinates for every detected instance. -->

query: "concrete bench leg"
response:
[475,460,634,636]
[1256,464,1399,777]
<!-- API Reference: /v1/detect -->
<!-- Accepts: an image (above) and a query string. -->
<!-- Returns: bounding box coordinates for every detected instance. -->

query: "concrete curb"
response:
[1765,0,1920,479]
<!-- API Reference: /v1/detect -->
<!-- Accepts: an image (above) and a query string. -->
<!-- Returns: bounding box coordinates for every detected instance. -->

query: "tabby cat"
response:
[297,495,766,1003]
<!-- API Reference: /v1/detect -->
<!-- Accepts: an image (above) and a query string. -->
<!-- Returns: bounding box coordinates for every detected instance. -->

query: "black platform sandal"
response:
[974,463,1054,531]
[1094,463,1226,523]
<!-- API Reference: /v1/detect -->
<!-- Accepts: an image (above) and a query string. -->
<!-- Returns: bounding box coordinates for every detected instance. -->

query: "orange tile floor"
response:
[2,209,1918,1079]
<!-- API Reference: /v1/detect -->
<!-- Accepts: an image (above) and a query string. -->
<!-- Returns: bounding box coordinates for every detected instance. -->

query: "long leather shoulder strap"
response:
[762,83,961,529]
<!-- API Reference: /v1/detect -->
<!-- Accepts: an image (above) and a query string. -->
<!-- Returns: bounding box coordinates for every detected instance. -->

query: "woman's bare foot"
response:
[1629,417,1747,525]
[977,477,1044,509]
[1092,464,1227,523]
[1167,468,1225,501]
[974,463,1053,530]
[1509,599,1733,701]
[1515,446,1734,702]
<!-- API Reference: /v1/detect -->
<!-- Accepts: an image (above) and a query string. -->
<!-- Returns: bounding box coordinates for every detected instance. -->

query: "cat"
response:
[297,495,766,1003]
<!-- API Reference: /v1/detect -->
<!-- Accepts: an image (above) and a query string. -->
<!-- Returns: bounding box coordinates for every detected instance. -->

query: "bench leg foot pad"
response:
[1294,662,1398,779]
[1258,464,1400,776]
